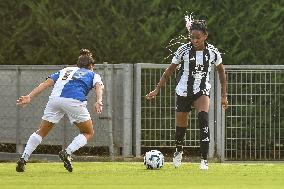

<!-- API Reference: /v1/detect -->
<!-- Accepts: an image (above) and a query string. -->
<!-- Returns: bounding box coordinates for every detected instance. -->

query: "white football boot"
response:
[200,159,209,170]
[173,151,183,168]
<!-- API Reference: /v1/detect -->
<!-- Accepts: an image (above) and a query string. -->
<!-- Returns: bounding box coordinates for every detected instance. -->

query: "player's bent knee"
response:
[88,129,95,139]
[82,129,94,141]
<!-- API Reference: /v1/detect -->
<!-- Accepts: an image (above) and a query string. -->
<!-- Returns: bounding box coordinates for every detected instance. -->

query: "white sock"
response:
[21,133,42,161]
[66,134,87,155]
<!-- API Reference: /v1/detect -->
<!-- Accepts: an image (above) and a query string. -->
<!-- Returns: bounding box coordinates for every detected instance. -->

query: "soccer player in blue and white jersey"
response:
[146,16,228,170]
[16,49,104,172]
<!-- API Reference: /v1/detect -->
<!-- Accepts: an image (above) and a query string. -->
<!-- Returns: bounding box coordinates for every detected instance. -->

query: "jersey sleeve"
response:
[171,45,187,64]
[214,51,222,66]
[47,71,60,82]
[93,73,104,87]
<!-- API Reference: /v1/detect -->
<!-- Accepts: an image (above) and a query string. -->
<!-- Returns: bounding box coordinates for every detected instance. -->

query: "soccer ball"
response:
[143,150,164,169]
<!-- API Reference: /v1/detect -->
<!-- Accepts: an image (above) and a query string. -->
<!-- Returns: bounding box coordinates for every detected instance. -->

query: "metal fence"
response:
[135,64,284,161]
[134,63,216,158]
[221,65,284,161]
[0,64,283,161]
[0,64,133,160]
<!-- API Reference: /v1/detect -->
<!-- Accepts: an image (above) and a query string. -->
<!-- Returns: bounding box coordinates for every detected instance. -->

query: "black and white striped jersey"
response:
[171,42,222,97]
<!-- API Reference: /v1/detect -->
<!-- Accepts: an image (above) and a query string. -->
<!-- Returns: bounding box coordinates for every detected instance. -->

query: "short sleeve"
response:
[171,44,187,64]
[214,51,222,66]
[47,71,60,82]
[93,73,104,87]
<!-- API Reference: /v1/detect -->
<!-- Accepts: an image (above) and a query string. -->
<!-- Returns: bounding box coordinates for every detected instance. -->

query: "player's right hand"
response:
[145,89,159,100]
[16,95,31,107]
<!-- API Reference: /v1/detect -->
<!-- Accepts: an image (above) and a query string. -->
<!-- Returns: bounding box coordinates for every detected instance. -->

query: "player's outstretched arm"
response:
[94,82,104,114]
[216,63,228,109]
[145,63,178,100]
[16,78,54,107]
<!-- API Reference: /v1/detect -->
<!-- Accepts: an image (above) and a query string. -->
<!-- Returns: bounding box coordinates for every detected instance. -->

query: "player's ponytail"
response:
[77,48,95,69]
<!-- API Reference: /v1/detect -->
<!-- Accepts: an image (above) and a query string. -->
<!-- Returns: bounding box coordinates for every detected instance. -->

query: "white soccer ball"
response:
[143,150,164,169]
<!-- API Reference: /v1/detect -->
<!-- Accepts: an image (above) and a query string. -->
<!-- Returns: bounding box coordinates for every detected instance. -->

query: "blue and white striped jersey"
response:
[172,43,222,97]
[48,67,103,102]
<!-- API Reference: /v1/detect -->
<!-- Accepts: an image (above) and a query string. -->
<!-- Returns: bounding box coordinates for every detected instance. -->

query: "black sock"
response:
[198,111,209,160]
[175,126,186,152]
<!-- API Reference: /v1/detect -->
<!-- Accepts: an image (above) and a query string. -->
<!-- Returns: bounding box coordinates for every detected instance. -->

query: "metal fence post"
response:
[208,65,215,158]
[215,67,225,162]
[16,67,24,154]
[134,64,141,157]
[62,116,68,150]
[102,62,115,160]
[122,64,133,157]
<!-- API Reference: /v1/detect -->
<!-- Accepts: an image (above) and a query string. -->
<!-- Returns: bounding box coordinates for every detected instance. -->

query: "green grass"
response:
[0,162,283,189]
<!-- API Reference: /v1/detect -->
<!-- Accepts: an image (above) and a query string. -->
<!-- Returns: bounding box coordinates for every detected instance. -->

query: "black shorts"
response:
[176,92,209,112]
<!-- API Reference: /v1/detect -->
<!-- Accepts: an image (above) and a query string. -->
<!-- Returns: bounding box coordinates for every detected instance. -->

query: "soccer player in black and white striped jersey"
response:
[146,17,228,170]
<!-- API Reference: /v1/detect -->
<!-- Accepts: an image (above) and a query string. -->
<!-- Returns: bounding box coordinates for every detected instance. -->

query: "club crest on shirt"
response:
[192,65,206,79]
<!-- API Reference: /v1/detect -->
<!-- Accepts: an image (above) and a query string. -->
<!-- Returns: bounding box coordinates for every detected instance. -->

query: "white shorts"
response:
[42,97,91,124]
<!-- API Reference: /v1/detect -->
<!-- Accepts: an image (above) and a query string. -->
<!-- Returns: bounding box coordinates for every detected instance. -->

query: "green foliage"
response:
[0,0,283,65]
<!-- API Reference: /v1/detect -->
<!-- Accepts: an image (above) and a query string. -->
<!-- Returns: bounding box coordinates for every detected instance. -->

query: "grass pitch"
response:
[0,162,283,189]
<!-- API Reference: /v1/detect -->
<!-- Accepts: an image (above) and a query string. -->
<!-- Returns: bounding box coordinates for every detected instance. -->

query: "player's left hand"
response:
[94,101,103,114]
[16,95,31,107]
